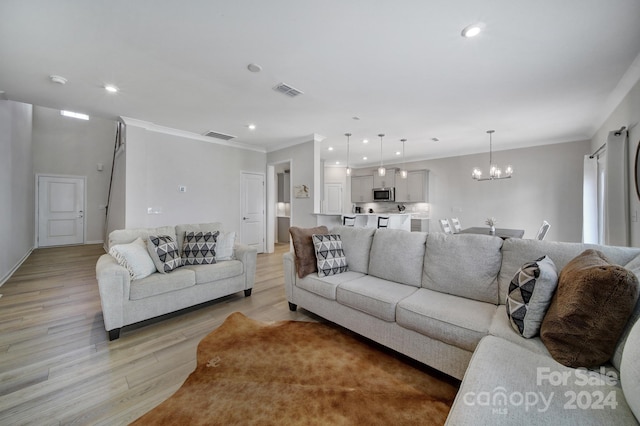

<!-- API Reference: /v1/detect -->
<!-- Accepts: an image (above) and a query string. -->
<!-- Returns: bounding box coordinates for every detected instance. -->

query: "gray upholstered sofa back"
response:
[368,229,427,287]
[422,233,503,304]
[330,225,376,274]
[108,225,176,249]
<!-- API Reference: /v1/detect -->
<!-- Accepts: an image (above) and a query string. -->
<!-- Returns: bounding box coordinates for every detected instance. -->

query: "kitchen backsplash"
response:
[353,202,430,215]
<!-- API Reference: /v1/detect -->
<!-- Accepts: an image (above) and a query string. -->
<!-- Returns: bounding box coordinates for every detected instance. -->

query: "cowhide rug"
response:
[132,312,458,425]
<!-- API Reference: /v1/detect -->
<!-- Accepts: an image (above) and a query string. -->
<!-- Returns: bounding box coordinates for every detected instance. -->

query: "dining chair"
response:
[343,216,356,227]
[535,220,551,240]
[450,217,462,233]
[377,216,389,229]
[439,219,453,234]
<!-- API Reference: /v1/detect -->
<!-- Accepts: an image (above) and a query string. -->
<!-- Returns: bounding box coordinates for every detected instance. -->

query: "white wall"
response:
[123,123,266,235]
[352,139,590,242]
[267,139,320,228]
[0,100,34,284]
[32,106,116,243]
[590,77,640,247]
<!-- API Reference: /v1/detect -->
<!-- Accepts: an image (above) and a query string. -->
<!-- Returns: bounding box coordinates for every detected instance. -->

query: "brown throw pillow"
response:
[289,226,329,278]
[540,249,639,368]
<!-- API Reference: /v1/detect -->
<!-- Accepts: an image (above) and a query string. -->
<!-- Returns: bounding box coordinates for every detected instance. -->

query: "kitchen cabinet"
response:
[277,172,290,202]
[277,217,290,243]
[411,218,430,232]
[372,170,395,189]
[351,175,374,203]
[395,170,429,202]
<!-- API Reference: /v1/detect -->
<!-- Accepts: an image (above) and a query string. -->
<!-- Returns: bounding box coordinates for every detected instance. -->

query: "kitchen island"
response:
[314,213,412,231]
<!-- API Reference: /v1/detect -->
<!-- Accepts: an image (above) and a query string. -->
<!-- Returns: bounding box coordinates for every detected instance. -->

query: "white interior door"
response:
[241,172,265,253]
[324,183,343,214]
[38,175,85,247]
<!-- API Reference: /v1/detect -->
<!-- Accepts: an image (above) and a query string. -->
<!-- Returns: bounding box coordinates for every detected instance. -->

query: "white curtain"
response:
[583,155,598,243]
[604,130,629,246]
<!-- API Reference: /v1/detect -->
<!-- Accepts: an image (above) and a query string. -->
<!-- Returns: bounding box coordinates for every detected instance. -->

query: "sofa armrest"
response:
[95,253,131,331]
[283,251,297,301]
[234,243,257,290]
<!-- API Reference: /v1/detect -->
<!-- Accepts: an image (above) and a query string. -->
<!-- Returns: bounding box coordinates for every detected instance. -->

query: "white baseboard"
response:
[85,240,104,245]
[0,247,34,287]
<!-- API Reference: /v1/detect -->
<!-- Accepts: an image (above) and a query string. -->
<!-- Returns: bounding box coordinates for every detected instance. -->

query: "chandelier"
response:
[472,130,513,181]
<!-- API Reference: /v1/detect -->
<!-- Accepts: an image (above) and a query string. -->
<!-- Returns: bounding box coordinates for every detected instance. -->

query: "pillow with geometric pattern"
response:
[312,234,348,278]
[182,231,219,265]
[506,255,558,338]
[147,235,182,273]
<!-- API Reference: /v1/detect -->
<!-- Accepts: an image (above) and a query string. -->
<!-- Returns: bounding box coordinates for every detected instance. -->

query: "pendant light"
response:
[377,133,386,177]
[399,139,408,179]
[345,133,352,176]
[471,130,513,181]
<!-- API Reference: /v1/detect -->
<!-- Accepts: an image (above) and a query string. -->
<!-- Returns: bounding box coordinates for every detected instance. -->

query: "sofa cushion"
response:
[368,229,427,287]
[182,231,219,265]
[422,233,503,304]
[336,276,417,322]
[498,238,640,304]
[447,335,636,426]
[109,237,156,280]
[312,234,348,277]
[175,222,223,254]
[129,268,196,300]
[146,235,182,273]
[290,226,329,278]
[541,249,639,368]
[506,255,558,338]
[397,288,496,352]
[330,225,376,274]
[621,318,640,422]
[215,231,236,261]
[183,260,244,284]
[296,271,365,300]
[489,305,552,357]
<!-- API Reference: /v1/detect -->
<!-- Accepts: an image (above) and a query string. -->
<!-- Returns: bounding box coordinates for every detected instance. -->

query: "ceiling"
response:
[2,0,640,168]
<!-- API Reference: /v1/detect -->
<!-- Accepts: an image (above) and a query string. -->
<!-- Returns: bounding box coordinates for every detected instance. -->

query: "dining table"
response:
[458,227,525,239]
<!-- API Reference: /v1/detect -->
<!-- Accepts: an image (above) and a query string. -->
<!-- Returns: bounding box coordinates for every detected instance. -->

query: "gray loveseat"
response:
[96,222,257,340]
[283,226,640,425]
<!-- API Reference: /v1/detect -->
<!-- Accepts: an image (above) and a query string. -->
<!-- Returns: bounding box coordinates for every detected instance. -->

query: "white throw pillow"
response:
[216,231,236,261]
[109,237,156,280]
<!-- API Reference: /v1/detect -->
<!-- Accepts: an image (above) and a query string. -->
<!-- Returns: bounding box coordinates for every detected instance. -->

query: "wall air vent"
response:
[203,130,237,141]
[273,82,304,97]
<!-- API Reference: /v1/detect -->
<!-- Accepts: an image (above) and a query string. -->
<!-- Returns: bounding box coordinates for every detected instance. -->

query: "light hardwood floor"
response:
[0,243,317,425]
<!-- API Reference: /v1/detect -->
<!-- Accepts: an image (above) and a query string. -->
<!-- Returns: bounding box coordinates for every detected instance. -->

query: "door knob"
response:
[243,217,249,220]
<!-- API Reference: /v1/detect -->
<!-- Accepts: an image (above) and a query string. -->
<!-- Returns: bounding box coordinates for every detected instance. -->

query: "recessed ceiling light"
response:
[104,84,119,93]
[248,123,256,130]
[461,22,484,38]
[60,110,89,120]
[49,75,67,85]
[336,161,340,165]
[362,156,368,160]
[328,147,334,151]
[363,139,369,144]
[247,63,262,73]
[395,151,401,156]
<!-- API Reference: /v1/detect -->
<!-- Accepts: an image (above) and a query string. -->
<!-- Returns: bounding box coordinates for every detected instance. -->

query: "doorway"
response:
[37,175,86,247]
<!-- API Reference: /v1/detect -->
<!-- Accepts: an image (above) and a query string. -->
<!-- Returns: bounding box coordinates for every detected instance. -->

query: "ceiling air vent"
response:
[273,82,304,97]
[203,130,237,141]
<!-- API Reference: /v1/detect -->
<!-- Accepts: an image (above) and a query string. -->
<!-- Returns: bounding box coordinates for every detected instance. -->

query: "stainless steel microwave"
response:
[373,187,395,202]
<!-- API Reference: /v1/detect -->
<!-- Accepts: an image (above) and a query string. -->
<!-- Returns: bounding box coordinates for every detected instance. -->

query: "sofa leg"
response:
[244,289,252,297]
[288,302,297,312]
[108,328,121,341]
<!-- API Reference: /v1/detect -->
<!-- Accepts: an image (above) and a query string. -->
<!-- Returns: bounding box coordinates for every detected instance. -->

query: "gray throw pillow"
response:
[506,255,558,338]
[312,234,348,278]
[182,231,219,265]
[147,235,182,273]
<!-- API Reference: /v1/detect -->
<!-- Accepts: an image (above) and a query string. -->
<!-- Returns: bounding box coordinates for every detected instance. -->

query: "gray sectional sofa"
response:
[283,226,640,425]
[96,222,257,340]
